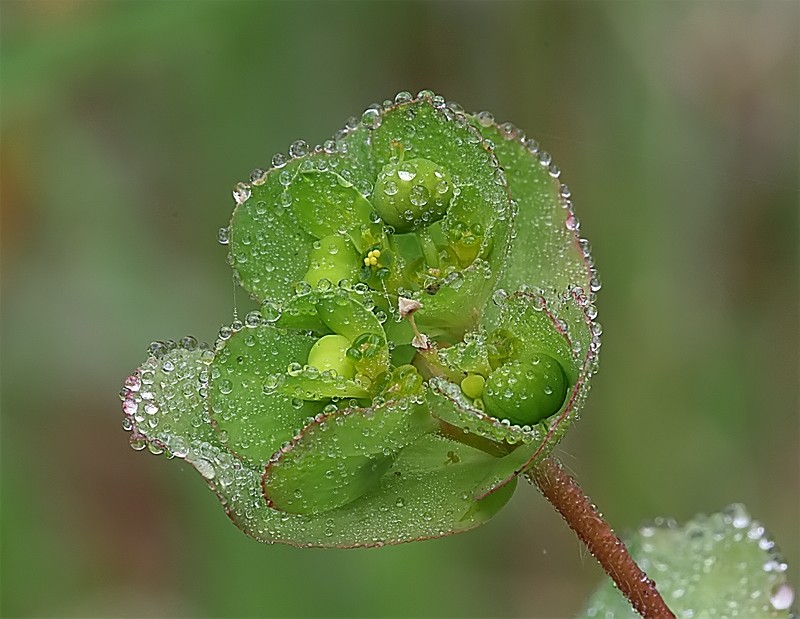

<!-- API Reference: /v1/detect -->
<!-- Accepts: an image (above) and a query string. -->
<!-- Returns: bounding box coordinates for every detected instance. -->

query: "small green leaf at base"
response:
[578,504,796,618]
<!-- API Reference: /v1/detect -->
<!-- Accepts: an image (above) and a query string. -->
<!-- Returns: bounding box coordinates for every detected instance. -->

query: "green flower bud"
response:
[482,353,568,426]
[460,373,486,400]
[307,334,356,380]
[303,234,360,287]
[373,157,453,232]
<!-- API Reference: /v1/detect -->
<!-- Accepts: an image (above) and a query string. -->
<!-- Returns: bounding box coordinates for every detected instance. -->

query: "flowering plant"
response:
[120,90,600,547]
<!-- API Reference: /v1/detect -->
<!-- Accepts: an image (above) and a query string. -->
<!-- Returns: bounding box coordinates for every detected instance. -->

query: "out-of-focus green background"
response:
[1,1,797,617]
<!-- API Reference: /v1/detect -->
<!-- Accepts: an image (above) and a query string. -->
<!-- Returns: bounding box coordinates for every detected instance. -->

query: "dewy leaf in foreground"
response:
[578,504,796,618]
[119,90,601,547]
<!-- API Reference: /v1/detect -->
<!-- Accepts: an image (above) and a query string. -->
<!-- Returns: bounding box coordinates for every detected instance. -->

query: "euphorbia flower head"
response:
[120,90,600,547]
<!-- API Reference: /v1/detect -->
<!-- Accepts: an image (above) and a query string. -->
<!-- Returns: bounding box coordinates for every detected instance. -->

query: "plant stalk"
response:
[528,456,676,619]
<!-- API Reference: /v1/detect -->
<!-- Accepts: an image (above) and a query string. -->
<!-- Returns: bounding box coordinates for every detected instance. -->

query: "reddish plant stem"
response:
[528,456,676,619]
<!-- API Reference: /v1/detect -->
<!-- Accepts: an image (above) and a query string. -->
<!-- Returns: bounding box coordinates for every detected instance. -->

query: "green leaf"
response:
[121,340,219,456]
[578,504,796,618]
[228,157,318,304]
[121,342,521,545]
[274,290,332,333]
[262,391,436,515]
[277,371,371,401]
[288,170,376,250]
[223,433,517,548]
[413,257,495,343]
[208,324,323,464]
[303,234,362,288]
[473,119,596,301]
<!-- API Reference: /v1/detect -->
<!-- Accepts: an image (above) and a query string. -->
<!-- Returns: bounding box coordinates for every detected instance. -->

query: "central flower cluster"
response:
[120,91,600,547]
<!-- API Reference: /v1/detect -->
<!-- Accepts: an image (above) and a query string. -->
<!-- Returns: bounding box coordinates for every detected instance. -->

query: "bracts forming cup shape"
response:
[120,90,601,547]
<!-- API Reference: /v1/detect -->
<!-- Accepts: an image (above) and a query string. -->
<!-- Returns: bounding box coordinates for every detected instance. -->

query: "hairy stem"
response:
[528,456,676,619]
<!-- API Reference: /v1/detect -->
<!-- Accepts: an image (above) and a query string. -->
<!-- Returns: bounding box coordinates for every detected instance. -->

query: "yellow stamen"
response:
[364,249,382,268]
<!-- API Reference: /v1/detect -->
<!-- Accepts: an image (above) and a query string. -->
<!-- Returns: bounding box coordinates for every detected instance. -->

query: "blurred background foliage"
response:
[1,1,797,617]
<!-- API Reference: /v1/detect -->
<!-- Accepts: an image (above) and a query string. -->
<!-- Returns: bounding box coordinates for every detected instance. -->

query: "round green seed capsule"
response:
[373,157,454,232]
[303,234,359,288]
[307,334,356,380]
[460,373,486,400]
[482,353,568,426]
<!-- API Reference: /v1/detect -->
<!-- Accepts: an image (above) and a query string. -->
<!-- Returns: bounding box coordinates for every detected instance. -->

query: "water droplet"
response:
[129,435,147,451]
[170,437,189,458]
[263,374,281,394]
[409,185,429,207]
[725,503,751,529]
[232,182,251,204]
[278,170,292,187]
[383,180,398,196]
[122,398,138,416]
[289,140,308,158]
[261,301,281,323]
[770,583,794,610]
[218,326,232,341]
[245,311,262,328]
[397,164,416,182]
[180,335,198,350]
[192,457,216,479]
[476,111,494,127]
[361,106,382,129]
[124,375,141,392]
[492,289,508,306]
[249,168,266,184]
[294,281,312,296]
[565,214,579,231]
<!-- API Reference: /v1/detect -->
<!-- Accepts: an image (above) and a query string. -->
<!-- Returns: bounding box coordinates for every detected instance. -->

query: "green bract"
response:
[120,90,601,547]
